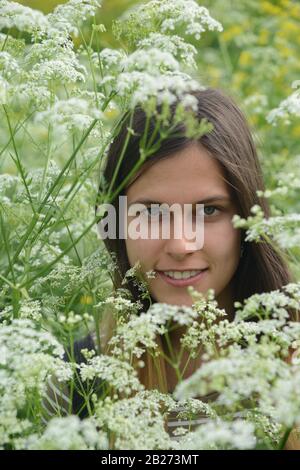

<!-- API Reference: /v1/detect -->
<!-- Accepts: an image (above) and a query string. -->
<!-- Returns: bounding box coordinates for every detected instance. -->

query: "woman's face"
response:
[124,142,241,311]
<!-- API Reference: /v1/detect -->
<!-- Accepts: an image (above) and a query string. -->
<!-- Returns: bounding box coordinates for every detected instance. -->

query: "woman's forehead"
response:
[125,143,230,202]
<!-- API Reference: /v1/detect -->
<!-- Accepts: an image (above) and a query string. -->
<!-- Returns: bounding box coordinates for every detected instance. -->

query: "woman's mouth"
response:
[156,269,209,287]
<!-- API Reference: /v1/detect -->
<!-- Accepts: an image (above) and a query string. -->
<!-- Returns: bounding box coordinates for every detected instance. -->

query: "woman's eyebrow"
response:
[128,195,232,206]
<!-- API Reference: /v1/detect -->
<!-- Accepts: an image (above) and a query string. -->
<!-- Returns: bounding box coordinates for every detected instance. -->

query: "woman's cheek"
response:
[205,219,240,259]
[125,236,161,269]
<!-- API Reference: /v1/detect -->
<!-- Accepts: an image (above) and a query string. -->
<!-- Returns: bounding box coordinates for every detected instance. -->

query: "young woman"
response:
[101,87,293,312]
[98,86,294,380]
[44,87,299,448]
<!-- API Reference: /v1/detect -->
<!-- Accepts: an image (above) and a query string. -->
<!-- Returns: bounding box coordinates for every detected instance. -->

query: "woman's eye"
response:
[142,205,221,218]
[203,205,220,217]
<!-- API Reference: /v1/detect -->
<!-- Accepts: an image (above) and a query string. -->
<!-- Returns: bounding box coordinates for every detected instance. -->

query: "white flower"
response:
[244,93,268,115]
[79,355,144,395]
[145,270,157,279]
[234,285,300,322]
[94,392,173,450]
[174,419,256,450]
[95,295,142,317]
[29,58,86,85]
[117,69,202,110]
[0,1,49,33]
[8,83,51,110]
[114,0,222,44]
[120,48,180,74]
[0,318,72,447]
[58,310,89,327]
[147,302,199,326]
[267,82,300,125]
[261,367,300,428]
[19,299,42,322]
[0,0,101,41]
[108,312,166,359]
[96,48,125,69]
[47,0,102,38]
[0,51,20,79]
[137,33,197,68]
[27,415,108,450]
[232,206,300,250]
[180,93,199,112]
[0,319,64,360]
[0,74,8,104]
[35,97,102,132]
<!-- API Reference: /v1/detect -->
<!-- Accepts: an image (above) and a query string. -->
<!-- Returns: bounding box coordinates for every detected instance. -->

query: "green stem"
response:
[218,36,233,79]
[33,155,99,246]
[2,118,98,281]
[106,111,134,199]
[38,123,52,204]
[18,214,99,289]
[3,105,37,215]
[278,427,292,450]
[0,210,16,284]
[79,27,99,107]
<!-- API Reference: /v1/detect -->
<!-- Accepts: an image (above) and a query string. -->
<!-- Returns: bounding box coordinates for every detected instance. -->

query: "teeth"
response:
[163,270,202,279]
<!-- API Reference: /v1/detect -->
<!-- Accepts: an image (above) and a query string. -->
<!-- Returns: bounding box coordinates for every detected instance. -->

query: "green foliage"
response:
[0,0,300,451]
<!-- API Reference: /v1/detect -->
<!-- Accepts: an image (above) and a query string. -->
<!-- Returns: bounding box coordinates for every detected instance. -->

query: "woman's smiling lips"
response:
[156,269,209,287]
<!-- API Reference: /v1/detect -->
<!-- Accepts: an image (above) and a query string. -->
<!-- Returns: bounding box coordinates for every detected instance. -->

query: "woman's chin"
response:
[151,292,195,307]
[148,278,211,306]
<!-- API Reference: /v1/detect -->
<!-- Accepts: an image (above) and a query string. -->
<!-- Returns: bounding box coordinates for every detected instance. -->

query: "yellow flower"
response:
[291,124,300,138]
[250,115,258,126]
[239,51,253,67]
[221,25,243,42]
[257,29,270,46]
[277,43,292,58]
[104,106,119,120]
[278,20,300,40]
[233,71,247,88]
[261,1,283,16]
[283,20,299,33]
[80,295,93,305]
[289,4,300,20]
[206,66,222,87]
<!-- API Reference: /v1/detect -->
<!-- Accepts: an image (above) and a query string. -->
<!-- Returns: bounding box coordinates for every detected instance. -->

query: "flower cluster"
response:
[0,1,49,34]
[0,0,300,452]
[94,392,173,450]
[26,415,107,450]
[0,0,101,39]
[35,97,103,133]
[137,33,198,68]
[47,0,102,39]
[0,319,72,449]
[107,311,166,360]
[113,0,223,46]
[267,80,300,125]
[232,203,300,250]
[79,354,144,396]
[173,419,257,450]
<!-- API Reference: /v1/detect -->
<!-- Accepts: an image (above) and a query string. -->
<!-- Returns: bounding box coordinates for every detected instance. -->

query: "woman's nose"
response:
[163,232,202,258]
[163,213,204,254]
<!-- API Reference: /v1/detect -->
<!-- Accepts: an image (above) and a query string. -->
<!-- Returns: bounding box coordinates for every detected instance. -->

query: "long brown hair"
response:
[96,87,295,391]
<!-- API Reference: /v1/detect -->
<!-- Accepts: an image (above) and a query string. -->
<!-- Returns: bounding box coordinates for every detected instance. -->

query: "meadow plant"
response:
[0,0,299,451]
